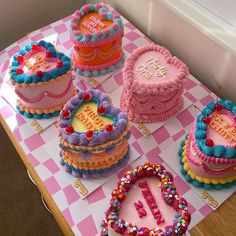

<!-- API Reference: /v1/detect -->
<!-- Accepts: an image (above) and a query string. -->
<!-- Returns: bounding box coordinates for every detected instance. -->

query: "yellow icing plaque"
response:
[72,102,113,132]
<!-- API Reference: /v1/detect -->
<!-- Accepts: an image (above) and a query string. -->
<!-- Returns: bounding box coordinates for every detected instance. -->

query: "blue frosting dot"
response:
[214,145,225,157]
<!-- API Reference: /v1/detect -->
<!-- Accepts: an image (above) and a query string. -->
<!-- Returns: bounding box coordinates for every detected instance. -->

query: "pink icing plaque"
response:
[123,43,189,94]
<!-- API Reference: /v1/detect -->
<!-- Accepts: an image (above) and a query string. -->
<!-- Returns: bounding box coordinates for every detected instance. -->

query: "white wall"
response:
[0,0,85,50]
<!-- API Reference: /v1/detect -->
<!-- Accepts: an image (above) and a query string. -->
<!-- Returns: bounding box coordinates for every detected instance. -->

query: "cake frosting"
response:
[70,3,125,76]
[58,89,131,178]
[101,162,191,236]
[179,100,236,190]
[10,40,76,119]
[120,43,189,123]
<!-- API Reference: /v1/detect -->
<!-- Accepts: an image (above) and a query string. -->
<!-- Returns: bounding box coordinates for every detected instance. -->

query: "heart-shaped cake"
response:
[120,43,189,123]
[70,3,125,76]
[10,40,76,118]
[179,100,236,190]
[58,89,131,178]
[101,162,191,236]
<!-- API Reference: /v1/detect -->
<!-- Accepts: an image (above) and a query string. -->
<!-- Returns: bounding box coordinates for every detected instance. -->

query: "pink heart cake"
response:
[71,3,125,76]
[58,89,131,178]
[10,40,76,118]
[101,162,191,236]
[120,43,189,123]
[179,100,236,189]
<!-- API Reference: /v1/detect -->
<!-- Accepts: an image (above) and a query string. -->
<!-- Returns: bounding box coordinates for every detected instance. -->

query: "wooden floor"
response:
[0,122,235,236]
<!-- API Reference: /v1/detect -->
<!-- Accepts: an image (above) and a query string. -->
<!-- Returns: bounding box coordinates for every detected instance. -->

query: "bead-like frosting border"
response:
[10,40,71,84]
[195,99,236,159]
[60,147,129,178]
[70,3,124,46]
[179,137,236,190]
[123,43,189,94]
[73,51,125,77]
[58,89,129,149]
[100,162,191,236]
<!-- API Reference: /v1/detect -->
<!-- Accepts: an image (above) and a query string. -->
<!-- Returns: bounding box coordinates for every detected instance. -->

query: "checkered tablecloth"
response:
[0,4,233,236]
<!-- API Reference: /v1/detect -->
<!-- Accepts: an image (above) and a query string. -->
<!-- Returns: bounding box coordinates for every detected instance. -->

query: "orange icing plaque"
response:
[77,12,112,33]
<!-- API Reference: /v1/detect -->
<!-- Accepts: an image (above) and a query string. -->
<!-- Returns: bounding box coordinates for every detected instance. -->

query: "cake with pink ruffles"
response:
[120,43,189,123]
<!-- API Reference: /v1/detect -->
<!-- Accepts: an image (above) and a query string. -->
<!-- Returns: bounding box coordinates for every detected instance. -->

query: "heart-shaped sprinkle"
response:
[46,50,52,57]
[215,103,222,111]
[32,44,39,51]
[106,124,113,132]
[206,139,214,147]
[17,55,24,63]
[65,125,74,134]
[56,61,64,68]
[16,68,24,74]
[36,71,43,77]
[86,130,93,139]
[202,116,211,124]
[62,109,71,119]
[97,105,106,114]
[82,93,91,101]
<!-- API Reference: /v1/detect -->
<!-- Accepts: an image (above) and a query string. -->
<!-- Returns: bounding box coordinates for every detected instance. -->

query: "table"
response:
[0,3,235,236]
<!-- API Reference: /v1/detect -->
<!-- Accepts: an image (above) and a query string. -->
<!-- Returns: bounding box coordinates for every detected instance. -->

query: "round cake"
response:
[179,99,236,190]
[58,89,131,178]
[120,43,189,123]
[101,162,191,236]
[10,40,76,119]
[70,3,125,76]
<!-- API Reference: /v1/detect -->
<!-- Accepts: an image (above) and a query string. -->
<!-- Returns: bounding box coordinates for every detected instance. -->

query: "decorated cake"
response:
[101,162,191,236]
[58,89,130,178]
[179,100,236,189]
[10,40,75,119]
[120,43,189,123]
[70,3,124,76]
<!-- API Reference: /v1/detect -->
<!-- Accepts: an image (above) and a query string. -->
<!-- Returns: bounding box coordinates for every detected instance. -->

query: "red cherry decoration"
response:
[62,109,71,119]
[65,125,74,134]
[106,124,113,132]
[206,139,214,147]
[36,71,43,77]
[215,104,222,111]
[57,61,63,68]
[16,68,24,74]
[86,130,93,139]
[202,116,211,124]
[17,55,24,63]
[82,93,91,101]
[46,51,52,57]
[97,105,106,114]
[32,44,39,51]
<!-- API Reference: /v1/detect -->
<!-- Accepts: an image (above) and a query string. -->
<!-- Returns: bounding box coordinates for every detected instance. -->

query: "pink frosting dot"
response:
[105,29,110,35]
[114,15,120,19]
[85,33,92,38]
[100,12,106,19]
[96,31,102,37]
[74,30,80,36]
[70,23,77,29]
[96,3,102,9]
[73,15,80,21]
[75,10,82,16]
[83,4,90,12]
[73,45,79,51]
[112,23,119,30]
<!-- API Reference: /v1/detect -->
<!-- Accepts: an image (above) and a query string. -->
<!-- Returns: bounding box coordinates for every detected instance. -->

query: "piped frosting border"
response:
[70,3,124,46]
